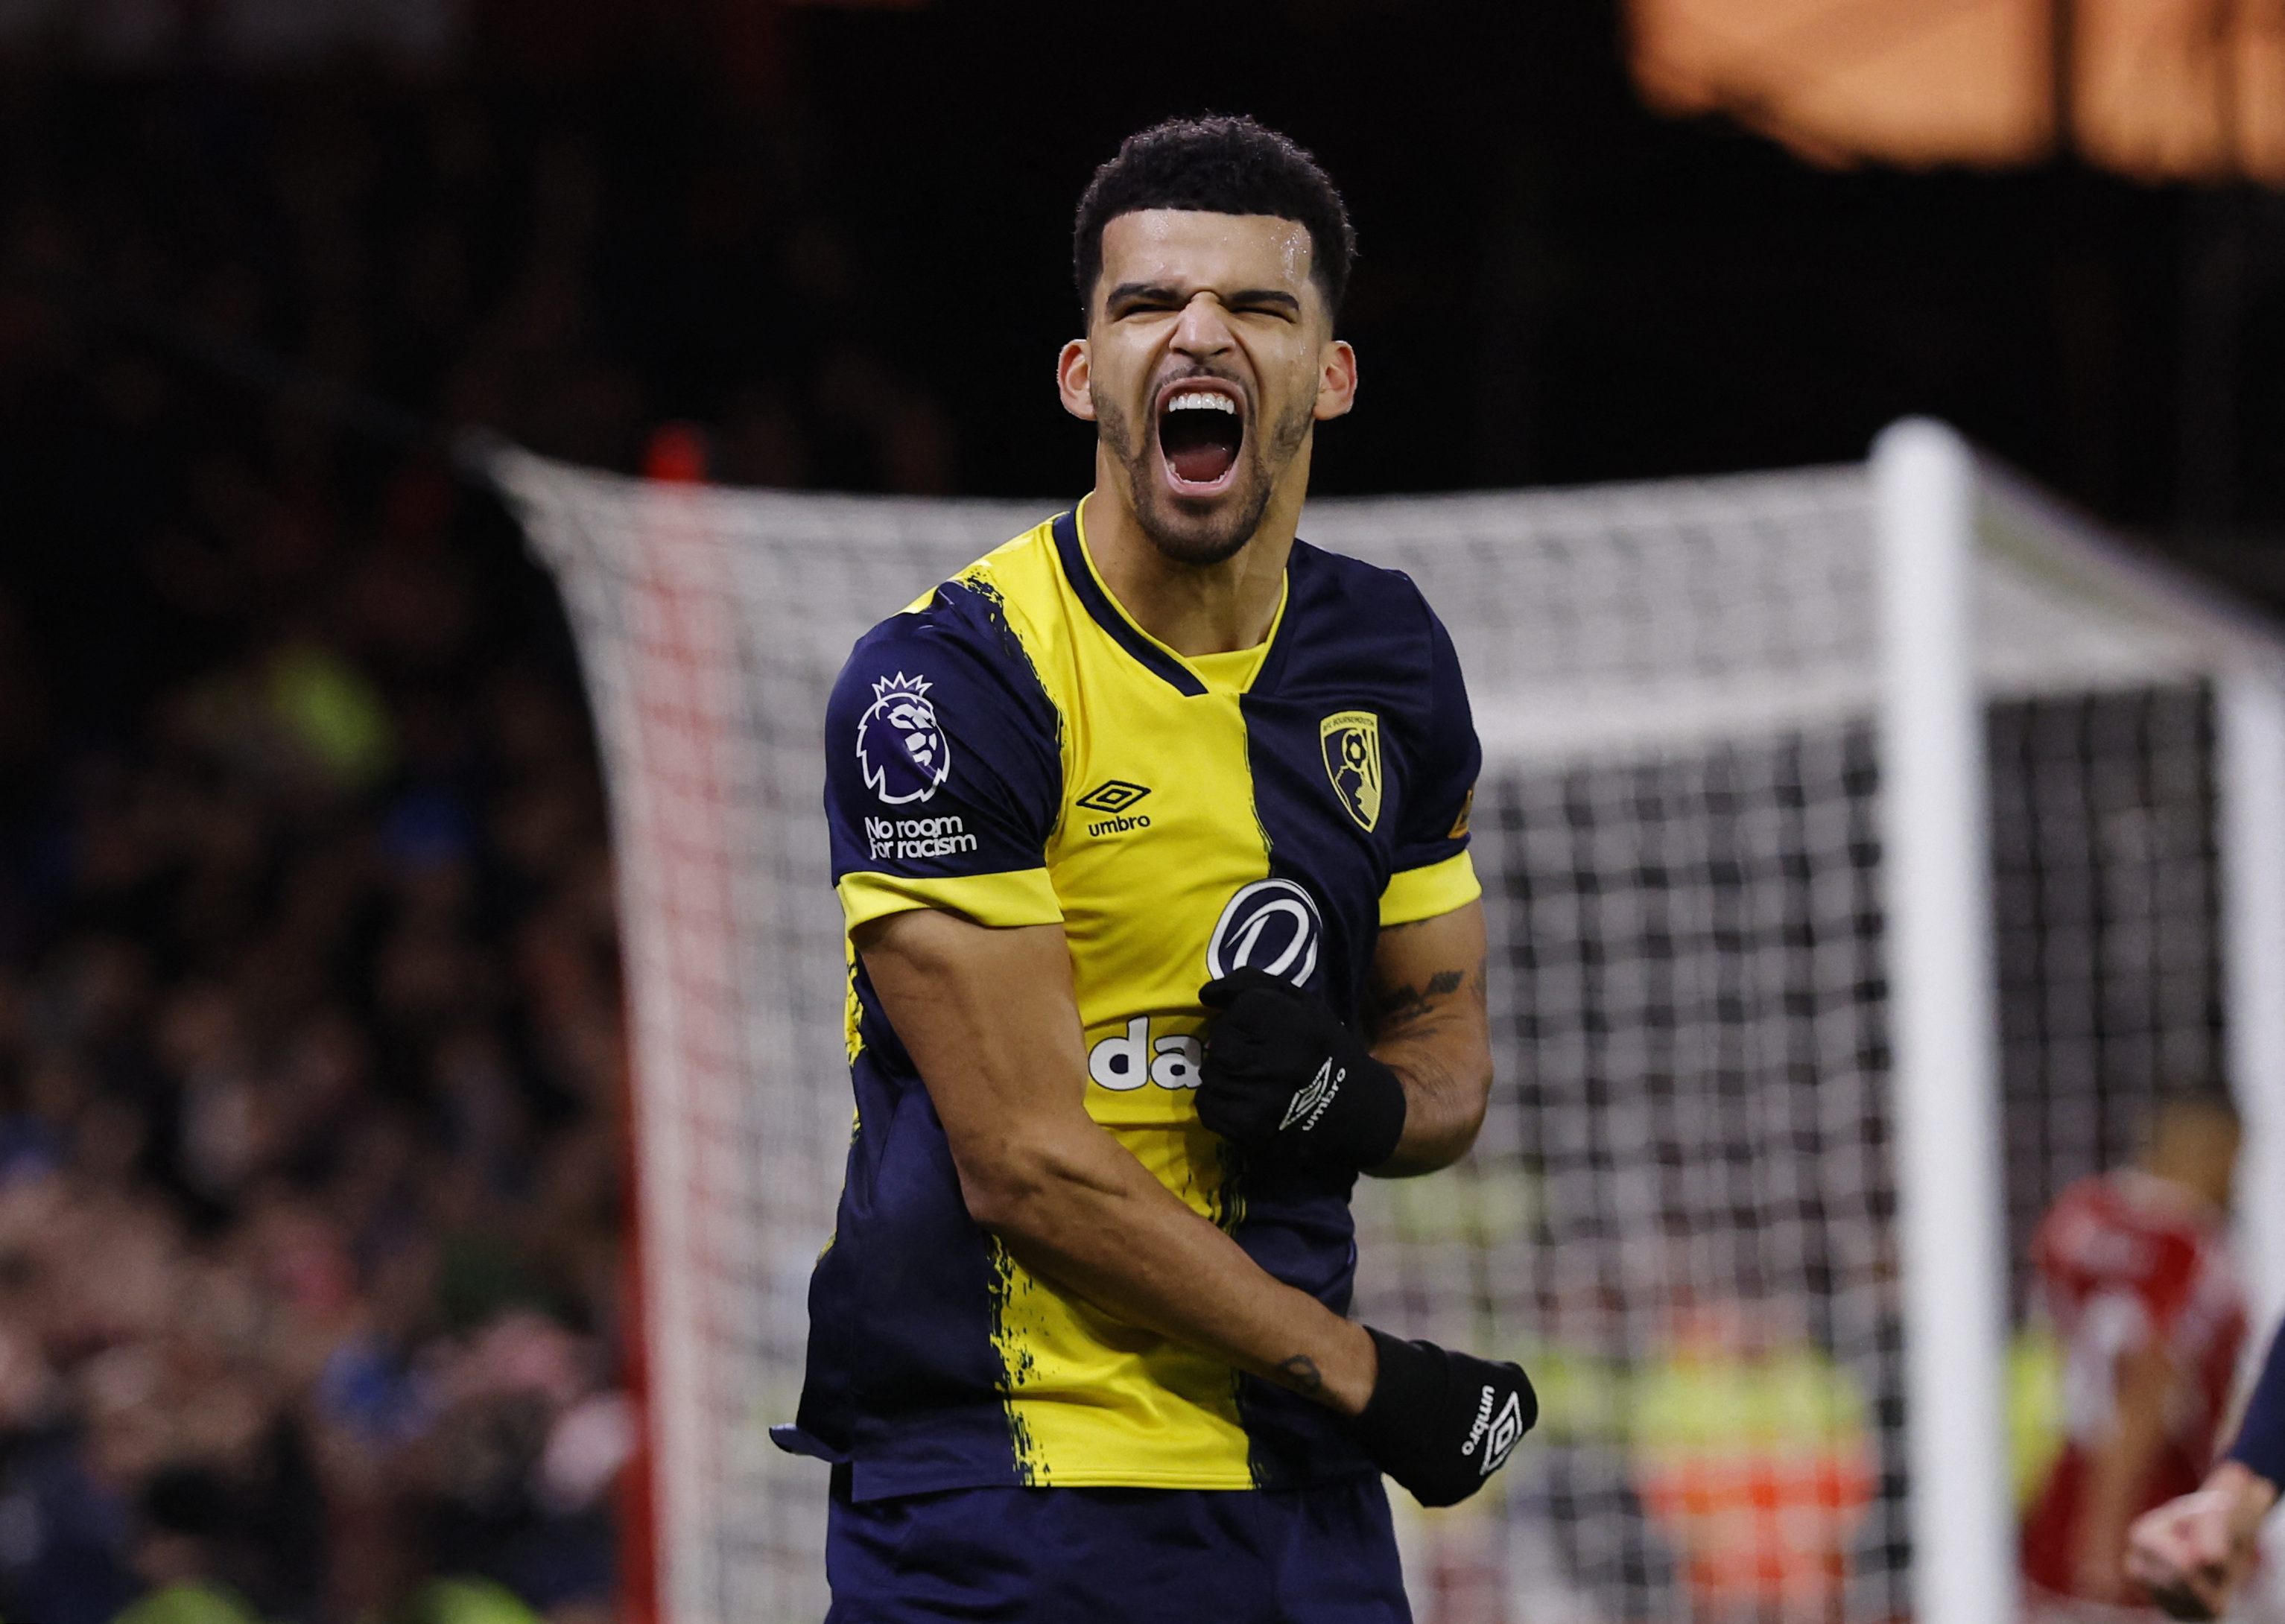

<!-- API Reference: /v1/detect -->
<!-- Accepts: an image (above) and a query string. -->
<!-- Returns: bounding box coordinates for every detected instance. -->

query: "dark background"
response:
[0,2,2276,1617]
[7,0,2284,750]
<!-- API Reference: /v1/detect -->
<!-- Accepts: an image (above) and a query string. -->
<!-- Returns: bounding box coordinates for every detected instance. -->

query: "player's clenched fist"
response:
[1198,968,1407,1170]
[1354,1328,1536,1507]
[2126,1462,2277,1620]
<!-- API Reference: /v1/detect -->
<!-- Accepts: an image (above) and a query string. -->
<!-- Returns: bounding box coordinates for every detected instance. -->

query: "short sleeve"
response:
[824,598,1064,933]
[2230,1321,2285,1488]
[1381,608,1483,927]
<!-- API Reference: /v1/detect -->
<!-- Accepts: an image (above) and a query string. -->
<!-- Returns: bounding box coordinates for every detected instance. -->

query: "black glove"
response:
[1354,1327,1536,1508]
[1197,968,1406,1171]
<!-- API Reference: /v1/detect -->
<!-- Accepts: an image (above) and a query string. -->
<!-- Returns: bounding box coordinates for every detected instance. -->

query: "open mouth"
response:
[1156,383,1245,493]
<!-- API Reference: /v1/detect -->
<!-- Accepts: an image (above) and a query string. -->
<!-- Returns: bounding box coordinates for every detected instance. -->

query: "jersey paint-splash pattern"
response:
[772,502,1482,1500]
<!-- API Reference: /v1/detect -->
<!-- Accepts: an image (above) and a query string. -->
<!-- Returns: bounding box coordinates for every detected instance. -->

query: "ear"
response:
[1057,339,1096,422]
[1312,339,1358,422]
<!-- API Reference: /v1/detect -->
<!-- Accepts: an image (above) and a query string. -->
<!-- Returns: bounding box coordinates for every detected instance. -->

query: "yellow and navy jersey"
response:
[775,501,1482,1501]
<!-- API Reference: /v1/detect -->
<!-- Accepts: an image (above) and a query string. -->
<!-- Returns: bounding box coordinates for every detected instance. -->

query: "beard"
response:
[1097,381,1315,567]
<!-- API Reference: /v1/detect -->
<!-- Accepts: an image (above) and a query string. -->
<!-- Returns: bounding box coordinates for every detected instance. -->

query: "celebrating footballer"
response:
[770,115,1536,1620]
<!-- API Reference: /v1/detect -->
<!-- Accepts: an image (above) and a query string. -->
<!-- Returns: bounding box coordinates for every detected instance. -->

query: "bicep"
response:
[1366,899,1488,1045]
[854,908,1091,1162]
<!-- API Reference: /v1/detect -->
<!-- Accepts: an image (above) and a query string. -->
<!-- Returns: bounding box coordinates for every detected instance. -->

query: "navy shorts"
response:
[823,1469,1412,1623]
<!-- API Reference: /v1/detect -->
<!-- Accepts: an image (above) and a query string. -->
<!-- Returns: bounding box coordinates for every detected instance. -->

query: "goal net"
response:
[495,421,2285,1624]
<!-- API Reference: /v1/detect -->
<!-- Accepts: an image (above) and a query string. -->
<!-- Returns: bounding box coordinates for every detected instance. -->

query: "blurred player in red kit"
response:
[2022,1087,2246,1619]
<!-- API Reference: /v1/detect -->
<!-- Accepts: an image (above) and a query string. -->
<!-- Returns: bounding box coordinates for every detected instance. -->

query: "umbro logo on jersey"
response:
[1078,778,1153,837]
[1076,779,1151,814]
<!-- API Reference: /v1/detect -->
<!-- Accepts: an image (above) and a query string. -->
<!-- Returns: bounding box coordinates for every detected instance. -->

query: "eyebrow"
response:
[1105,282,1303,315]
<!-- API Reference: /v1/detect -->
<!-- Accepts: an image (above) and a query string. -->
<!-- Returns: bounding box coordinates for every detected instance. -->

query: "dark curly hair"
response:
[1073,115,1357,320]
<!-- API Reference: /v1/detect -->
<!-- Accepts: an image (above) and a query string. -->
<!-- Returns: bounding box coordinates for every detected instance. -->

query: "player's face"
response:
[1061,210,1357,565]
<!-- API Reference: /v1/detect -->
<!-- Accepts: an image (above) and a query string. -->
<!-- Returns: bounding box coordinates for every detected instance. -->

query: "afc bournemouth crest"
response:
[857,672,952,805]
[1319,711,1382,832]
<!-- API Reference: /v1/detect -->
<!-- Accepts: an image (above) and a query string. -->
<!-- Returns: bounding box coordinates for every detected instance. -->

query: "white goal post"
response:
[495,419,2285,1624]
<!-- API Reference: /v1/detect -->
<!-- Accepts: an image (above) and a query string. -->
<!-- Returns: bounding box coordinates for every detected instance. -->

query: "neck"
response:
[1081,443,1310,657]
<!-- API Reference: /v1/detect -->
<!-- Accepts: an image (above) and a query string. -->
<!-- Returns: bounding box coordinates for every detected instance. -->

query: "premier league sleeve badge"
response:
[857,672,954,805]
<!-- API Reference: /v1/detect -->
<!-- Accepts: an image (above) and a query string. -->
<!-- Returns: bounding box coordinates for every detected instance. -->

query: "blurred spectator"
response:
[2021,1087,2247,1620]
[1630,1295,1875,1624]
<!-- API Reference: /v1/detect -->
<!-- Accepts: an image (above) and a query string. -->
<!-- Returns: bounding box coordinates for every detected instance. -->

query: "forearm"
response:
[2203,1459,2280,1535]
[1372,1028,1488,1174]
[1365,904,1492,1176]
[978,1120,1375,1412]
[855,910,1377,1416]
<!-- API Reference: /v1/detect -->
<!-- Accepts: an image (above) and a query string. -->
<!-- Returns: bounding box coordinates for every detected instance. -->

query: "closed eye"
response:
[1226,290,1302,321]
[1102,285,1304,323]
[1105,283,1185,320]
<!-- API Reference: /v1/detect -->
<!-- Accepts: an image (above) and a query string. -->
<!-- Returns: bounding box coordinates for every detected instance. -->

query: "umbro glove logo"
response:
[1196,968,1404,1170]
[1354,1329,1537,1509]
[1279,1058,1344,1132]
[1460,1383,1495,1457]
[1460,1383,1525,1474]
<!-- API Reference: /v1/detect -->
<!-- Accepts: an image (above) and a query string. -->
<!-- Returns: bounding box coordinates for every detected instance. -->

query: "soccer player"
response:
[768,115,1534,1619]
[2021,1087,2247,1619]
[2125,1321,2284,1619]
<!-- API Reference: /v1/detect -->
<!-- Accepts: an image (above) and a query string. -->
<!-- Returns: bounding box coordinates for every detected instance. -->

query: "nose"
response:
[1170,292,1235,361]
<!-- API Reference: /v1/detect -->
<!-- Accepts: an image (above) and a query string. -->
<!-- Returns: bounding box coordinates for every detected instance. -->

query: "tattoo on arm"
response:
[1366,944,1492,1173]
[1372,968,1465,1033]
[1277,1355,1324,1396]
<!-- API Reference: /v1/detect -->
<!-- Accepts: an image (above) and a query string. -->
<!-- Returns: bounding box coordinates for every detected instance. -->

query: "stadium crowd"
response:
[0,40,881,1623]
[0,536,636,1624]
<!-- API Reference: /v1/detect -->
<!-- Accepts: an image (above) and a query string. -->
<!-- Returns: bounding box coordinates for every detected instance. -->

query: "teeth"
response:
[1166,392,1237,415]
